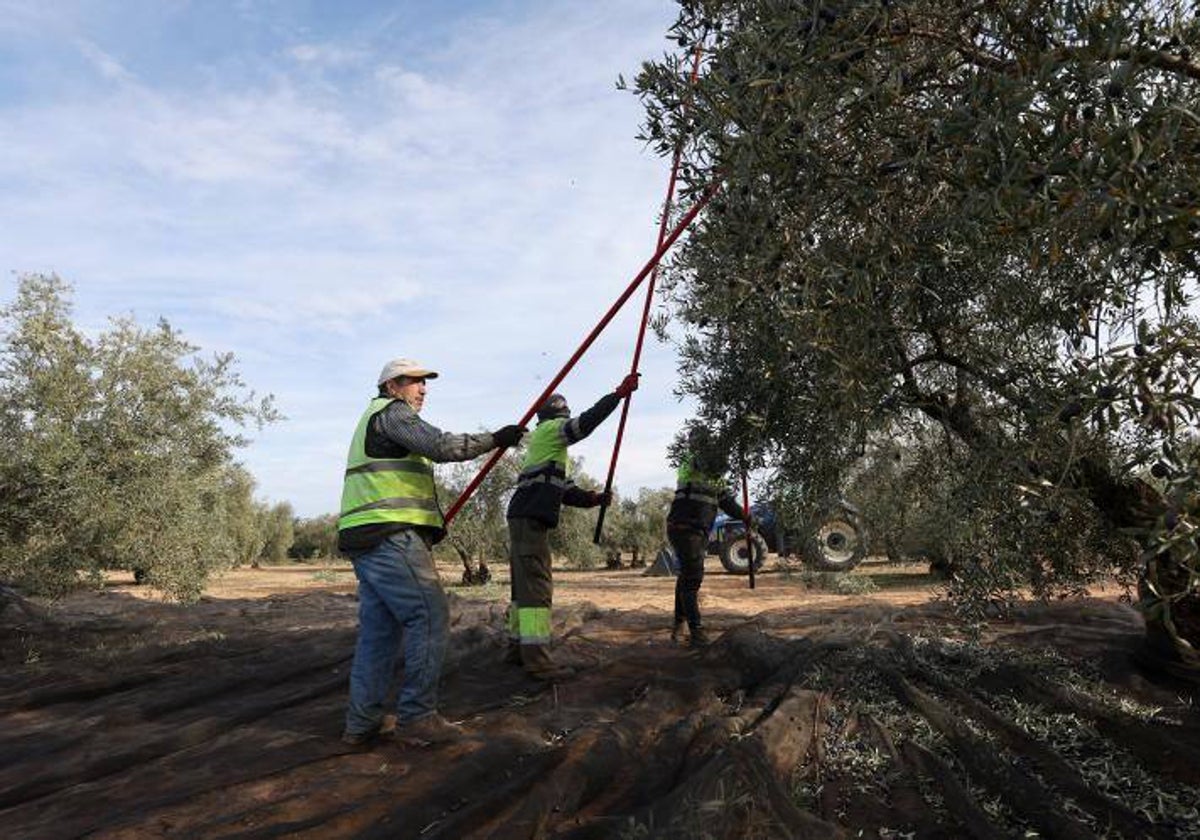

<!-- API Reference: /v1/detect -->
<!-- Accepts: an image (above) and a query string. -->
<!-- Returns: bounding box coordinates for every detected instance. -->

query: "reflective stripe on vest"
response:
[518,418,571,483]
[675,488,718,506]
[517,606,552,645]
[516,473,570,491]
[338,397,444,531]
[507,604,520,641]
[675,452,721,505]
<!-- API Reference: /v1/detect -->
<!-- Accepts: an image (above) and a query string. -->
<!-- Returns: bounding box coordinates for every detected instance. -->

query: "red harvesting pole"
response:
[593,46,705,545]
[443,181,721,525]
[742,471,755,590]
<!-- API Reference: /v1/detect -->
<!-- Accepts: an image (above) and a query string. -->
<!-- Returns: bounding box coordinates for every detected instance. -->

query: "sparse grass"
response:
[308,569,354,584]
[801,570,879,595]
[449,579,508,602]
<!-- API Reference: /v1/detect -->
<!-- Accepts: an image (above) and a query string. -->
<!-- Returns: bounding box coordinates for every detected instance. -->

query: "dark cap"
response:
[537,393,570,422]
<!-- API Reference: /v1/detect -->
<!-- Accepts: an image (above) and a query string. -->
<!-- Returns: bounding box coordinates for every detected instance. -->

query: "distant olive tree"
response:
[595,493,631,567]
[549,457,607,570]
[611,487,674,568]
[223,464,267,568]
[289,513,339,561]
[0,274,277,601]
[436,447,522,583]
[257,501,295,565]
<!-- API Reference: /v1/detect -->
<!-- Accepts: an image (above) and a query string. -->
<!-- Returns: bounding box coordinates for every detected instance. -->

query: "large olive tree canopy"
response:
[0,275,278,601]
[634,1,1200,658]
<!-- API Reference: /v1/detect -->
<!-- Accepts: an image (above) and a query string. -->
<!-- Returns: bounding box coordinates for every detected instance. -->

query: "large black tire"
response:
[804,513,867,572]
[718,531,768,575]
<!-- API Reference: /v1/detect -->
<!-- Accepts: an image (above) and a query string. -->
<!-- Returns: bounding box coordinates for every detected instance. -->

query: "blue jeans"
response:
[344,529,448,735]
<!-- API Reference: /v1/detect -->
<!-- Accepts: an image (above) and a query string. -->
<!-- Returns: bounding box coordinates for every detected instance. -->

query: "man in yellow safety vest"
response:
[338,357,526,746]
[504,373,639,679]
[666,423,750,647]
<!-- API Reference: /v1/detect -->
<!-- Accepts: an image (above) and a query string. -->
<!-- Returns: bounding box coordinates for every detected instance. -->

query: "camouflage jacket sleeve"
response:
[374,401,495,463]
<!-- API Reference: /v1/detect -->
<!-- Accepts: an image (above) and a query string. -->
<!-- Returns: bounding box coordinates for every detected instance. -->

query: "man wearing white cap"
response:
[338,358,526,746]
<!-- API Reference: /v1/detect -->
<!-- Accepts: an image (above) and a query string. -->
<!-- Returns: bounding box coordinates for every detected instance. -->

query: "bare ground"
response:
[2,557,1198,839]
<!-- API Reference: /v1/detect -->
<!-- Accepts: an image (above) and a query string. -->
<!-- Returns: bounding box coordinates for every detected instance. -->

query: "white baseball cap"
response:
[377,358,439,386]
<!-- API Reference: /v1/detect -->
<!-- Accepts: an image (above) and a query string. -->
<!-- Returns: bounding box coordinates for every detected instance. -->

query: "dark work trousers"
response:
[507,517,556,673]
[668,525,708,633]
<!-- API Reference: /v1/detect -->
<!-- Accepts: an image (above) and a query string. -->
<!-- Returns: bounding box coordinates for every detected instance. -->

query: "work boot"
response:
[526,662,577,682]
[340,729,375,746]
[670,621,685,644]
[397,713,465,746]
[689,627,711,649]
[340,713,397,746]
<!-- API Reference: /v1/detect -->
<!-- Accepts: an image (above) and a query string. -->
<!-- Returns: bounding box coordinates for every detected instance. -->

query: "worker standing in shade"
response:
[666,423,750,647]
[505,373,640,679]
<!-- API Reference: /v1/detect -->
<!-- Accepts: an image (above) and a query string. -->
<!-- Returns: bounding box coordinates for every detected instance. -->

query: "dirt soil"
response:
[2,557,1199,839]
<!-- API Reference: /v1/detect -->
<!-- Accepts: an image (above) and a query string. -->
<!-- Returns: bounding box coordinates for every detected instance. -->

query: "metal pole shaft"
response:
[444,182,720,524]
[594,46,704,544]
[742,471,755,590]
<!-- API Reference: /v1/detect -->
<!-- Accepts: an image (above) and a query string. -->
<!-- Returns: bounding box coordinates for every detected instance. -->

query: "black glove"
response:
[492,424,527,449]
[586,490,612,508]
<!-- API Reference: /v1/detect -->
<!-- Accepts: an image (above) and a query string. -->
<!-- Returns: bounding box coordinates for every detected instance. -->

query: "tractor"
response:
[709,500,868,575]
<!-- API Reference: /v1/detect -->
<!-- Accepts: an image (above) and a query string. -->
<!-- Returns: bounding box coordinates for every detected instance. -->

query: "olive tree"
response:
[611,487,675,568]
[0,274,277,601]
[258,501,295,565]
[438,450,608,574]
[634,1,1200,667]
[289,513,339,561]
[549,457,607,569]
[222,464,267,568]
[437,447,523,583]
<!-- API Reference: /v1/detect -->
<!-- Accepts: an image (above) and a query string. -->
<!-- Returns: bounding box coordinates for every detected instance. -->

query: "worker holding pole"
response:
[505,375,640,680]
[337,358,527,747]
[666,423,756,647]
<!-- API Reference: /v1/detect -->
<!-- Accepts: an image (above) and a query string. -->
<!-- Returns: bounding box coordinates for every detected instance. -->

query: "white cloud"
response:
[288,43,366,67]
[207,281,424,329]
[0,0,697,516]
[75,38,135,82]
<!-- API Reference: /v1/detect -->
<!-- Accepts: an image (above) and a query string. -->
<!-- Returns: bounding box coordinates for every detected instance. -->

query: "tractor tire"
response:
[804,513,867,572]
[718,531,768,575]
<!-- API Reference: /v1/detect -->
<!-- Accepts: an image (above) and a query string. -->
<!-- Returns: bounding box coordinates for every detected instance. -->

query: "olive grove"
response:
[634,0,1200,669]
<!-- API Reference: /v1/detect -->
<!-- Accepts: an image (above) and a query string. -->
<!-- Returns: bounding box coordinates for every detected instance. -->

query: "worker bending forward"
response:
[505,374,639,679]
[666,425,748,647]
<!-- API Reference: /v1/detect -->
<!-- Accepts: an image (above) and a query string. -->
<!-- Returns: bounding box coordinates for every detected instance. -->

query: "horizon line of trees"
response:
[0,275,681,602]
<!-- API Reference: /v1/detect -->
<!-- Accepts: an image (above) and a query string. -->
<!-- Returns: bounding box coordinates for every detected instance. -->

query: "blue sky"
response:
[0,0,701,516]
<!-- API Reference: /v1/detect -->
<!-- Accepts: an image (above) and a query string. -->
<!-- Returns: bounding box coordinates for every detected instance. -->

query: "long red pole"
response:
[742,471,755,590]
[593,47,704,545]
[443,182,720,525]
